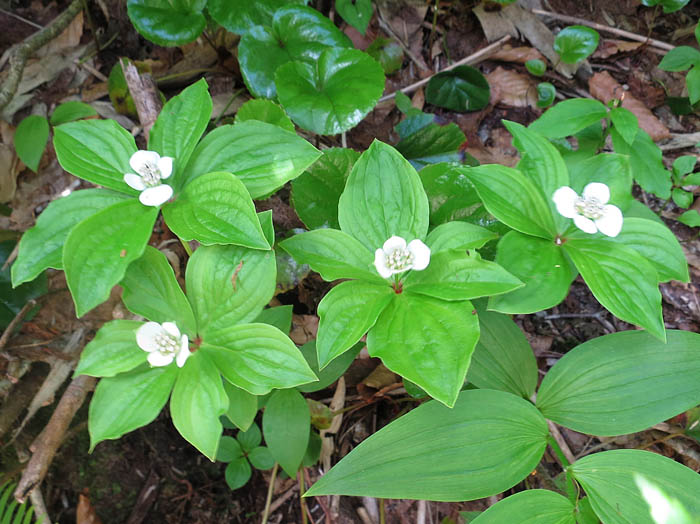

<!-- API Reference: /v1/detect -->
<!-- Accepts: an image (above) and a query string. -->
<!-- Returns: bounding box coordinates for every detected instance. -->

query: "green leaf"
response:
[525,59,546,76]
[686,65,700,105]
[570,450,700,523]
[368,294,479,407]
[460,164,556,239]
[171,351,228,460]
[553,25,599,64]
[488,231,576,314]
[249,446,275,470]
[678,209,700,227]
[234,99,295,132]
[89,364,177,450]
[471,490,576,524]
[425,221,497,253]
[207,0,304,35]
[536,82,556,108]
[163,172,269,249]
[467,307,538,398]
[121,246,197,336]
[366,37,403,74]
[217,435,243,462]
[258,210,274,247]
[279,228,382,283]
[201,323,317,395]
[185,245,276,337]
[568,153,633,211]
[403,250,523,302]
[609,106,639,145]
[223,381,258,431]
[297,340,363,393]
[53,119,138,194]
[635,476,696,524]
[658,45,700,71]
[237,422,262,452]
[338,140,429,249]
[255,305,293,335]
[674,155,697,177]
[238,5,352,98]
[14,115,49,172]
[50,101,98,125]
[149,78,211,189]
[612,217,689,283]
[611,127,671,199]
[12,189,129,286]
[336,0,372,34]
[306,389,549,500]
[395,122,467,170]
[0,240,46,330]
[316,280,393,368]
[185,120,320,198]
[529,99,608,139]
[74,320,145,378]
[563,238,665,341]
[419,163,481,225]
[425,66,490,112]
[225,458,252,489]
[126,0,206,46]
[64,199,157,317]
[276,48,385,135]
[537,330,700,436]
[263,389,310,477]
[291,147,359,230]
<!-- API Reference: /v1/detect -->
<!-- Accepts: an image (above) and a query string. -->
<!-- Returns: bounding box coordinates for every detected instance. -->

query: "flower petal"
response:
[136,322,163,352]
[176,336,191,368]
[407,239,431,271]
[595,205,623,237]
[582,182,610,204]
[158,156,174,179]
[374,248,393,278]
[129,150,160,174]
[148,351,174,367]
[573,214,598,234]
[161,322,180,338]
[382,235,406,252]
[552,186,579,218]
[139,184,173,207]
[124,173,146,190]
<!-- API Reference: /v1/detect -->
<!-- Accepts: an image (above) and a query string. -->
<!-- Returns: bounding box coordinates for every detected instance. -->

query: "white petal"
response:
[158,156,174,179]
[407,239,431,271]
[176,335,191,368]
[139,184,173,207]
[161,322,180,338]
[124,173,146,190]
[129,150,160,173]
[573,214,598,234]
[136,322,163,352]
[582,182,610,204]
[552,186,579,218]
[148,351,174,367]
[595,205,623,237]
[374,248,393,278]
[382,235,407,252]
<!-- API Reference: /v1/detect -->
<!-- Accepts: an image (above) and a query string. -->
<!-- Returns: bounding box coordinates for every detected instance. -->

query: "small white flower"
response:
[552,182,623,237]
[124,150,174,207]
[374,236,430,279]
[136,321,190,367]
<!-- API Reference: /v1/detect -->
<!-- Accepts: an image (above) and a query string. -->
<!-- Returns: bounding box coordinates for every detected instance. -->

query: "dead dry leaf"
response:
[592,39,642,59]
[77,492,103,524]
[487,66,537,108]
[289,314,318,345]
[0,122,20,203]
[37,10,83,57]
[489,45,545,64]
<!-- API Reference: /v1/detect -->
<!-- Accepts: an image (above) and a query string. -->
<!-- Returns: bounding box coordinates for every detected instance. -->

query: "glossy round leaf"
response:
[127,0,206,46]
[366,37,403,74]
[335,0,373,34]
[207,0,305,35]
[553,26,600,64]
[525,59,546,76]
[536,82,556,107]
[425,65,490,112]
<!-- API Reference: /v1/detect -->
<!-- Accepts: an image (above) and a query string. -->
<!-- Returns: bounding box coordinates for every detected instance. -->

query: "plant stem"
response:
[212,88,246,127]
[179,237,193,257]
[548,435,571,468]
[298,470,308,524]
[379,498,385,524]
[261,462,279,524]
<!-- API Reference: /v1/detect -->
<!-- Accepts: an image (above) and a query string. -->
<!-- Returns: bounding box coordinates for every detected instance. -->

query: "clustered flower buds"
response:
[552,182,623,237]
[374,236,430,279]
[124,150,174,207]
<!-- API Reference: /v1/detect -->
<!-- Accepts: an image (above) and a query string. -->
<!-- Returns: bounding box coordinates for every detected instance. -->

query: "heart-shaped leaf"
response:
[554,25,600,64]
[207,0,305,35]
[127,0,206,46]
[335,0,373,34]
[425,66,490,112]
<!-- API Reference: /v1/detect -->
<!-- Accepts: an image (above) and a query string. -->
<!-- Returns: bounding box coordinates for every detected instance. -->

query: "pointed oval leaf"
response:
[306,389,549,501]
[609,106,639,146]
[471,490,576,524]
[611,127,671,199]
[255,305,293,335]
[207,0,305,35]
[237,422,262,453]
[657,45,700,72]
[424,221,497,253]
[234,99,295,132]
[14,115,49,172]
[75,320,145,378]
[223,381,258,431]
[396,121,468,170]
[425,65,490,112]
[263,389,310,477]
[554,26,599,64]
[529,99,608,139]
[248,446,275,470]
[127,0,206,46]
[50,101,98,125]
[225,457,252,489]
[217,435,243,462]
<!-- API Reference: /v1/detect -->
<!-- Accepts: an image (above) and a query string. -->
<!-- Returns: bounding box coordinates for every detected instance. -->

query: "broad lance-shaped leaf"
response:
[223,381,258,431]
[279,228,383,283]
[316,280,394,368]
[148,78,211,189]
[471,490,576,524]
[338,140,429,249]
[89,364,177,451]
[569,450,700,523]
[184,120,321,198]
[74,320,145,378]
[424,221,497,253]
[263,389,310,477]
[53,120,138,194]
[367,293,479,407]
[200,323,317,395]
[63,199,158,317]
[563,238,665,341]
[121,246,197,336]
[611,127,671,199]
[536,330,700,436]
[163,172,269,249]
[171,351,228,461]
[185,245,276,337]
[305,389,549,501]
[529,98,608,139]
[12,189,129,286]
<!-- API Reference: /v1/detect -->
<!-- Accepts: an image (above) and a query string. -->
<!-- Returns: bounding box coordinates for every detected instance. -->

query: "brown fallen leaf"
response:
[37,10,83,57]
[593,39,643,59]
[589,71,670,141]
[77,493,103,524]
[489,45,545,64]
[486,66,538,109]
[0,122,20,203]
[289,314,318,345]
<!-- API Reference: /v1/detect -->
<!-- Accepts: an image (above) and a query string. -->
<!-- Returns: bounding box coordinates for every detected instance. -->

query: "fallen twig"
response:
[548,421,576,465]
[0,300,36,354]
[120,58,162,141]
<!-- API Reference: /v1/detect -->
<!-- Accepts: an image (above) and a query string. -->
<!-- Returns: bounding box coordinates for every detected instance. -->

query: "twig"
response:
[0,9,43,29]
[0,300,36,352]
[532,9,674,51]
[0,0,82,111]
[416,500,426,524]
[547,421,576,465]
[120,58,162,141]
[376,14,430,73]
[378,35,511,102]
[261,462,279,524]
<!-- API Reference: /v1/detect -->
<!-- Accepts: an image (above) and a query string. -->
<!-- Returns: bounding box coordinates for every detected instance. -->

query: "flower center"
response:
[574,196,605,220]
[385,248,414,272]
[154,332,179,355]
[140,162,162,187]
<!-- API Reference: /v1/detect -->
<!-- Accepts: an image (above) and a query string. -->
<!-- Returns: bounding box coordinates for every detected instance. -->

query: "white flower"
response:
[374,236,430,279]
[552,182,623,237]
[136,321,190,367]
[124,150,174,207]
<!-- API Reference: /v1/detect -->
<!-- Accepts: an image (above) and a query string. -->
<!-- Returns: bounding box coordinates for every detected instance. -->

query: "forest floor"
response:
[1,0,700,522]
